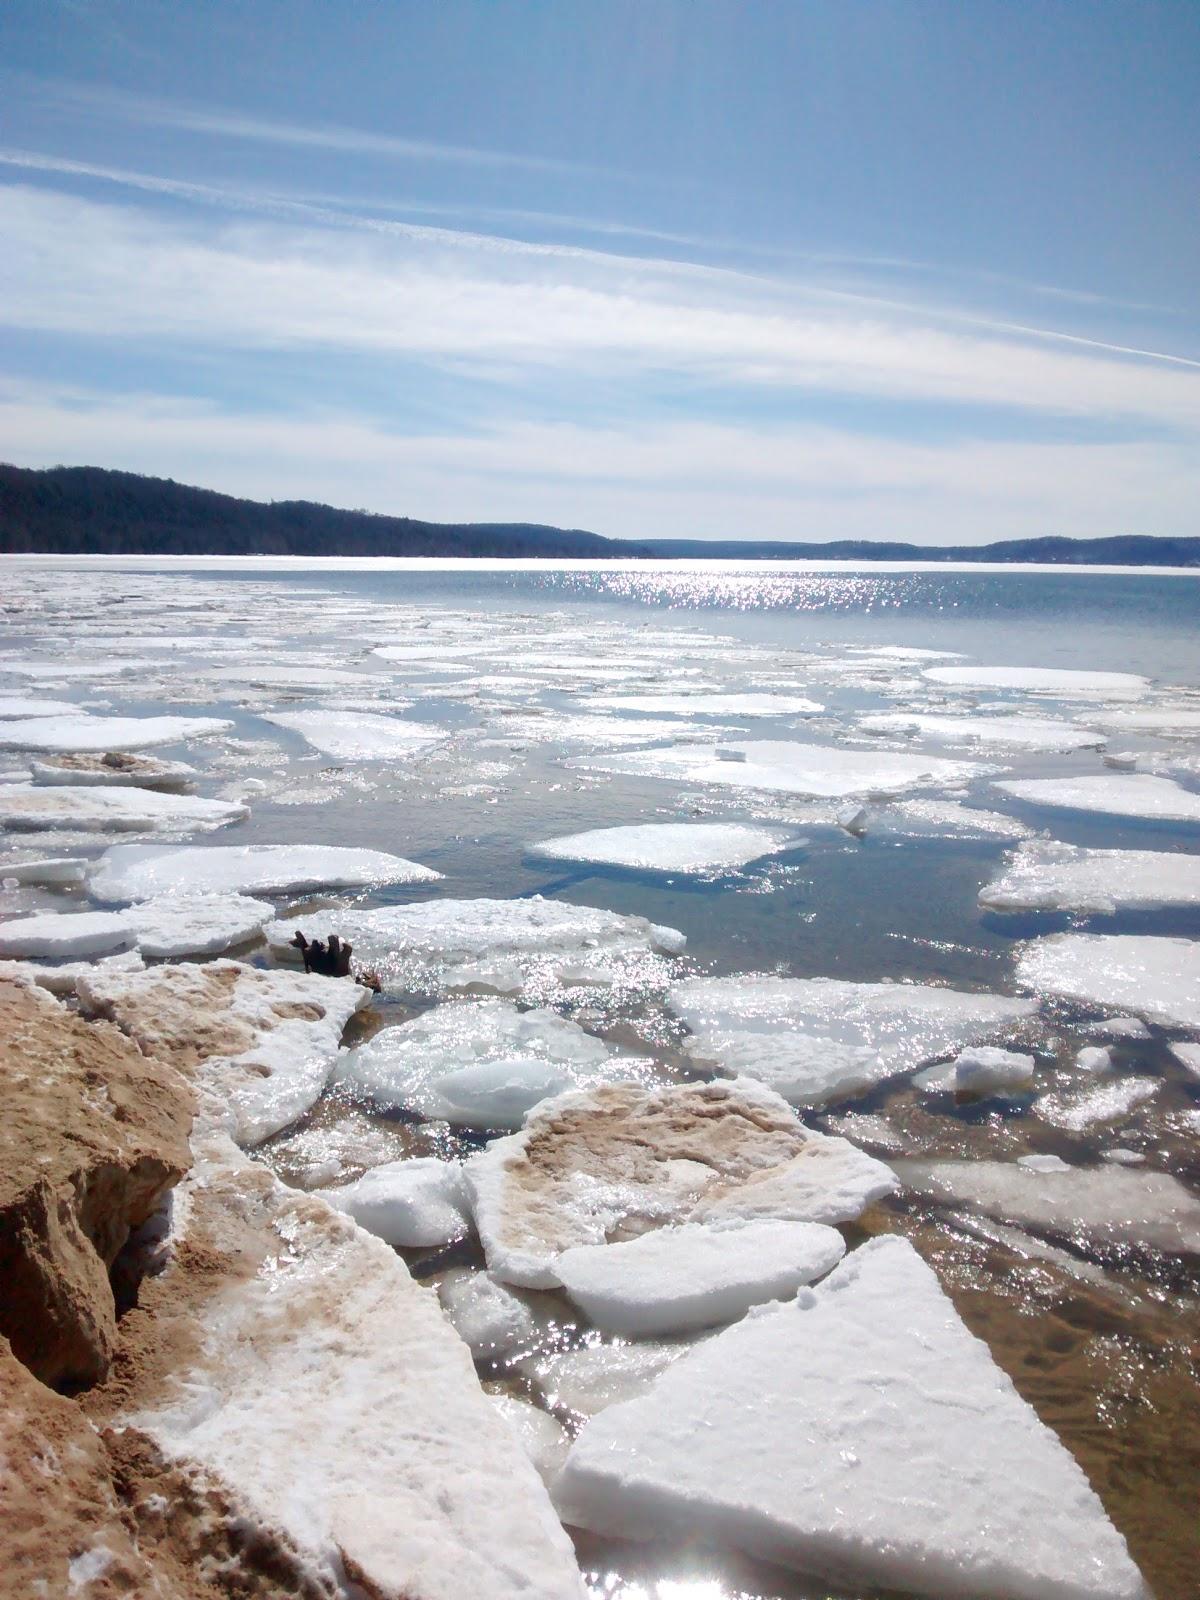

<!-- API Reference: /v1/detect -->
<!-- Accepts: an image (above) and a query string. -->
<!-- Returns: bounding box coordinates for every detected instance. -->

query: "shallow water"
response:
[2,559,1198,1598]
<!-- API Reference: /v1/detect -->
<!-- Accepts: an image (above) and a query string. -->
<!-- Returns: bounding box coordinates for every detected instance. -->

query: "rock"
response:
[465,1077,896,1289]
[0,980,193,1387]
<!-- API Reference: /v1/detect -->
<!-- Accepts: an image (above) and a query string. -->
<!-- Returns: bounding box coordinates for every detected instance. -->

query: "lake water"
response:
[2,559,1198,1599]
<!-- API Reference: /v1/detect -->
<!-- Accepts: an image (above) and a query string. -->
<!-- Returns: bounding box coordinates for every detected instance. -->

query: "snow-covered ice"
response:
[981,840,1200,914]
[338,999,626,1127]
[0,785,248,834]
[0,714,231,752]
[555,1219,846,1336]
[914,1046,1036,1097]
[527,822,797,874]
[264,710,443,761]
[268,897,686,995]
[995,774,1200,824]
[29,752,198,788]
[0,696,82,718]
[585,693,824,717]
[320,1158,471,1249]
[120,892,275,957]
[1017,933,1200,1028]
[558,1235,1145,1600]
[0,909,135,960]
[858,711,1104,752]
[1094,708,1200,738]
[923,665,1148,699]
[89,841,438,902]
[671,975,1037,1107]
[465,1078,896,1288]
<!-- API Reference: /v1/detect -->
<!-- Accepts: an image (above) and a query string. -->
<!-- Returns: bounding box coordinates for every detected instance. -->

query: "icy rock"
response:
[556,1219,846,1336]
[858,711,1104,752]
[120,1133,586,1600]
[338,999,622,1126]
[268,896,685,995]
[527,822,796,874]
[0,910,135,960]
[89,841,438,902]
[1017,933,1200,1029]
[264,710,443,761]
[439,1270,541,1358]
[75,960,369,1146]
[0,856,89,886]
[923,665,1148,698]
[0,785,248,834]
[121,893,276,958]
[980,840,1200,914]
[895,1157,1200,1254]
[519,1341,695,1420]
[836,802,868,834]
[320,1158,471,1249]
[0,714,231,752]
[558,1236,1145,1600]
[995,774,1200,824]
[465,1078,896,1289]
[1168,1041,1200,1079]
[30,751,198,789]
[575,740,984,798]
[1077,1046,1115,1074]
[671,974,1037,1107]
[488,1393,572,1489]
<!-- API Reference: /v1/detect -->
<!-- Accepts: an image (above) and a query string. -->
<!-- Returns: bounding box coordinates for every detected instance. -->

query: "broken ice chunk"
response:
[321,1158,471,1249]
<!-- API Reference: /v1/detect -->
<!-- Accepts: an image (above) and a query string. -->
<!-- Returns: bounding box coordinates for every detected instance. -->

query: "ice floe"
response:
[465,1078,896,1288]
[527,821,797,874]
[269,897,685,996]
[0,854,88,885]
[0,714,231,752]
[1017,932,1200,1028]
[558,1234,1145,1600]
[488,1394,571,1489]
[555,1218,846,1336]
[886,798,1034,839]
[337,999,625,1127]
[858,711,1104,752]
[439,1270,542,1359]
[122,1134,586,1600]
[89,841,438,902]
[29,751,198,789]
[574,740,984,798]
[914,1045,1037,1097]
[895,1158,1200,1254]
[519,1340,697,1421]
[0,909,135,960]
[321,1158,471,1248]
[671,975,1038,1107]
[120,892,275,957]
[0,785,248,834]
[980,840,1200,914]
[1169,1041,1200,1078]
[1035,1076,1159,1132]
[923,665,1149,699]
[585,693,824,717]
[76,960,369,1145]
[995,774,1200,823]
[1094,708,1200,738]
[264,710,443,761]
[0,696,82,718]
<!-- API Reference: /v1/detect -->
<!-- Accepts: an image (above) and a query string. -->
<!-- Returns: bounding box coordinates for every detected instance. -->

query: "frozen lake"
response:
[2,559,1198,1600]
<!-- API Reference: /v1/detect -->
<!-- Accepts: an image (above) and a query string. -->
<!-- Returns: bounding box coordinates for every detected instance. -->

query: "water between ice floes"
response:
[2,560,1199,1600]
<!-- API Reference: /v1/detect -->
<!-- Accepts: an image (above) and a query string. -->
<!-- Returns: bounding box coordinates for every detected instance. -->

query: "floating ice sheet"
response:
[264,710,444,761]
[0,696,82,718]
[0,785,248,834]
[0,909,134,960]
[29,751,198,788]
[671,975,1037,1107]
[995,774,1200,823]
[89,842,438,902]
[1017,932,1200,1028]
[585,693,824,717]
[321,1158,471,1248]
[527,822,798,874]
[558,1235,1144,1600]
[923,665,1148,699]
[121,892,275,957]
[980,840,1200,914]
[858,711,1103,752]
[1092,708,1200,738]
[439,1270,541,1359]
[0,713,231,752]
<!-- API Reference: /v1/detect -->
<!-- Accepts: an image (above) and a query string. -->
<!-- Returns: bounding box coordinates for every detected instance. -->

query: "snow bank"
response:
[557,1235,1146,1600]
[556,1218,846,1336]
[671,974,1037,1107]
[0,714,231,752]
[527,821,797,874]
[980,840,1200,914]
[321,1158,471,1248]
[995,774,1200,823]
[465,1078,895,1289]
[0,785,248,834]
[1017,932,1200,1028]
[89,841,438,902]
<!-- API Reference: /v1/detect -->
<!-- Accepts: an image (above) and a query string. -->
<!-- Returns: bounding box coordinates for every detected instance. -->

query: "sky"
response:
[1,1,1198,546]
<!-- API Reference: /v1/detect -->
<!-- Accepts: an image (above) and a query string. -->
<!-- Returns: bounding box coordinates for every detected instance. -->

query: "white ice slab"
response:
[923,665,1148,699]
[0,785,248,834]
[321,1158,471,1248]
[4,657,158,680]
[528,822,797,874]
[575,740,983,798]
[671,975,1037,1107]
[858,712,1103,752]
[914,1046,1036,1097]
[586,693,824,717]
[268,897,686,995]
[1017,932,1200,1028]
[0,855,88,885]
[0,697,81,718]
[29,752,198,788]
[1095,708,1200,738]
[1169,1042,1200,1079]
[0,714,231,752]
[980,840,1200,914]
[121,892,275,957]
[89,842,438,902]
[887,798,1033,839]
[264,710,443,761]
[338,999,621,1127]
[556,1219,845,1336]
[557,1235,1146,1600]
[995,774,1200,823]
[0,909,134,960]
[465,1079,896,1289]
[895,1158,1200,1254]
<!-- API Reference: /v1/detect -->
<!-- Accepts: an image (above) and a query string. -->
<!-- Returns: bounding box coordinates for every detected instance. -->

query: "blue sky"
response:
[1,0,1198,544]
